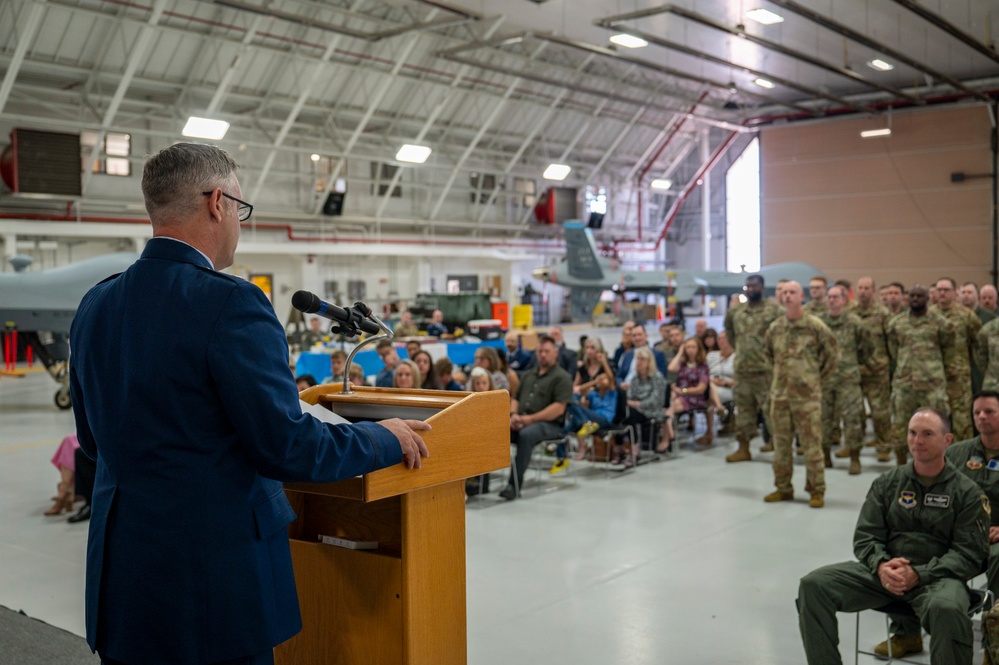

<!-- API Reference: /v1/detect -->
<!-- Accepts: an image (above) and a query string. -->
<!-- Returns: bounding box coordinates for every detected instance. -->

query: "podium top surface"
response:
[288,384,509,502]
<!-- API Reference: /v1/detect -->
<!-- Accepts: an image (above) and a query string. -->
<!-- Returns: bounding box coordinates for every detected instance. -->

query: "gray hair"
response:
[142,143,239,223]
[633,346,660,378]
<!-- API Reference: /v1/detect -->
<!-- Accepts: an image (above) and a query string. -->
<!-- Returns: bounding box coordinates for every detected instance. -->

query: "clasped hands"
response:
[877,558,920,596]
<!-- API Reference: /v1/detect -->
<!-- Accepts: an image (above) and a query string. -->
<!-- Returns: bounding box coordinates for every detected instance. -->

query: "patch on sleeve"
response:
[968,456,984,470]
[983,495,992,516]
[923,493,951,508]
[898,491,916,509]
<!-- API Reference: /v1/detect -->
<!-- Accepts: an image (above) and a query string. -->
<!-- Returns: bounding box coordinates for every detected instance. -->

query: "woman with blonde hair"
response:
[392,359,421,390]
[616,346,667,466]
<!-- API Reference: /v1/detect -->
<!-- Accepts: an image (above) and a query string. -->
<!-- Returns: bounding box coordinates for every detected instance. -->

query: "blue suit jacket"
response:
[615,347,669,382]
[69,238,402,664]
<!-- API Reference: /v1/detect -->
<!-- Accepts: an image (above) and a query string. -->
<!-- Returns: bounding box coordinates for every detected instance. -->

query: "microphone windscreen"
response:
[292,290,319,313]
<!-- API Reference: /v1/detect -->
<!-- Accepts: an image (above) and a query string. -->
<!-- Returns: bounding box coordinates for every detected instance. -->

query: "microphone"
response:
[292,291,382,336]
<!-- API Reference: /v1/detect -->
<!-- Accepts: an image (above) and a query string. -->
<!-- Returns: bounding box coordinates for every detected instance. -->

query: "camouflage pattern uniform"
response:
[765,314,839,495]
[934,304,981,440]
[855,300,893,452]
[887,311,954,451]
[819,310,873,452]
[724,299,783,444]
[977,317,999,392]
[803,299,828,317]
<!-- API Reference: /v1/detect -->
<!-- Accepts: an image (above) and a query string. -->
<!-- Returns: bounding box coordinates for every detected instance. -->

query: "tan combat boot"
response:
[726,440,751,463]
[759,442,774,452]
[849,450,861,475]
[808,493,824,508]
[764,489,794,502]
[834,446,851,458]
[876,449,891,462]
[873,635,923,658]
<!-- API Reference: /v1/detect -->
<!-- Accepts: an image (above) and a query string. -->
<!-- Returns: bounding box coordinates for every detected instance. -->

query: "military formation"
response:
[723,274,999,513]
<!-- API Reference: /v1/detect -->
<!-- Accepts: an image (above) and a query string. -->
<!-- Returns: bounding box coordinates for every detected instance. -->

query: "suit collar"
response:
[141,237,215,270]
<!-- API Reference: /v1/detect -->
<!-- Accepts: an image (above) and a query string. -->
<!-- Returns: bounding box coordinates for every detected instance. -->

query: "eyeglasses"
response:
[203,191,253,222]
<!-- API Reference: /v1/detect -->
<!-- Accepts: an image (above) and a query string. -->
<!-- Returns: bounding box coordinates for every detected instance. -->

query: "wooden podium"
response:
[275,384,510,665]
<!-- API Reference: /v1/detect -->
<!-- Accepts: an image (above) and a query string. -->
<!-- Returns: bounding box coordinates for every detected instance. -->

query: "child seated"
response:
[556,373,618,466]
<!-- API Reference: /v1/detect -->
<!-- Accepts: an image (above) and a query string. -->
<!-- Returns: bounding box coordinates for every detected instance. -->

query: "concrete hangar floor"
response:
[0,324,968,665]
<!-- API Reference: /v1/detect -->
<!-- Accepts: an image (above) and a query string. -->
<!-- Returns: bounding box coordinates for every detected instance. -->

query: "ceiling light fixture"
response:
[609,33,649,49]
[867,58,895,72]
[543,163,572,181]
[181,117,230,140]
[753,78,775,89]
[745,8,784,25]
[650,179,673,190]
[396,144,432,164]
[310,153,321,162]
[860,128,892,138]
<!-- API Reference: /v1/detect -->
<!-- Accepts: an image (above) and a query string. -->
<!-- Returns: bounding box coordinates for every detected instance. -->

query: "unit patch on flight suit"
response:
[898,491,916,509]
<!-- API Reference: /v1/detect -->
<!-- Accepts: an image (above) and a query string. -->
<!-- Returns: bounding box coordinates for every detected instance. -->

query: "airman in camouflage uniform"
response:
[803,276,829,317]
[723,274,783,463]
[854,277,894,463]
[820,285,873,475]
[933,278,981,440]
[764,281,839,507]
[977,318,999,392]
[887,285,955,464]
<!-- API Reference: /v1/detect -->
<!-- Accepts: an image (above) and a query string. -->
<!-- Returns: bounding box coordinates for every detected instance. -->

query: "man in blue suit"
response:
[615,324,669,389]
[69,143,430,665]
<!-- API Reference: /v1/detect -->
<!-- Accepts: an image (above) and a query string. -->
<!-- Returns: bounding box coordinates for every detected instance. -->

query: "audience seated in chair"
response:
[574,337,613,398]
[614,347,668,466]
[568,374,618,461]
[392,359,420,389]
[296,374,318,391]
[469,346,509,391]
[321,350,347,385]
[707,331,736,433]
[666,337,713,447]
[411,350,443,390]
[435,357,465,391]
[44,434,81,517]
[464,367,499,497]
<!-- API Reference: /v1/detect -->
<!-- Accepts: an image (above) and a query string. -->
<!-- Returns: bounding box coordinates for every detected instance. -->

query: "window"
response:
[81,131,131,176]
[513,177,536,207]
[469,172,496,204]
[584,185,607,215]
[370,162,401,197]
[725,138,761,272]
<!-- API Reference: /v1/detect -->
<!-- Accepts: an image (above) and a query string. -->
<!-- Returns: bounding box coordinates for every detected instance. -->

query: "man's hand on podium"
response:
[378,419,431,469]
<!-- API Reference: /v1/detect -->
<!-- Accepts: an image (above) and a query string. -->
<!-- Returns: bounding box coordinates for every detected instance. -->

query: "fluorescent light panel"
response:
[860,128,892,138]
[182,117,229,140]
[867,58,894,71]
[609,33,649,49]
[396,144,432,164]
[543,163,572,181]
[753,78,775,89]
[745,8,784,25]
[650,178,673,190]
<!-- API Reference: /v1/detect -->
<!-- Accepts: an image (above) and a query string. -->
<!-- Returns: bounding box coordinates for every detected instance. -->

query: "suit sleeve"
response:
[69,294,98,462]
[208,283,402,482]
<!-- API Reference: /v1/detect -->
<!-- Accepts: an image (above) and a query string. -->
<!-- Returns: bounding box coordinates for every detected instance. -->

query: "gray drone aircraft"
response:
[1,253,138,408]
[532,221,823,321]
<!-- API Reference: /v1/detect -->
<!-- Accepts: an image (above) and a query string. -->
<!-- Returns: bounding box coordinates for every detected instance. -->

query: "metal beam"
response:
[0,0,47,115]
[767,0,991,102]
[375,16,504,220]
[81,0,168,196]
[888,0,999,66]
[206,15,267,114]
[311,16,434,216]
[427,42,547,220]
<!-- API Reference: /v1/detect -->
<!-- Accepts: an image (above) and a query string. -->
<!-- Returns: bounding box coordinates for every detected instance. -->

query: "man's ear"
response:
[204,188,225,223]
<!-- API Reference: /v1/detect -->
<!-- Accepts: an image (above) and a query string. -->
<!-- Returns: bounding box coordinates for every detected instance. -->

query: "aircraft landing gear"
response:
[54,386,72,410]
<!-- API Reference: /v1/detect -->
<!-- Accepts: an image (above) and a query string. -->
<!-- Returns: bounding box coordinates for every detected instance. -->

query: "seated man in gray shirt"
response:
[501,335,573,501]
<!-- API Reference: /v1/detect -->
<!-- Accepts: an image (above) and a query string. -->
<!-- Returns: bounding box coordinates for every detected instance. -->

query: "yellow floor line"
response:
[0,439,60,452]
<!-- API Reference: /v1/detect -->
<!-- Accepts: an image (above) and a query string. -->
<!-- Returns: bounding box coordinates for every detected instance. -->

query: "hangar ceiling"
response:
[0,0,996,243]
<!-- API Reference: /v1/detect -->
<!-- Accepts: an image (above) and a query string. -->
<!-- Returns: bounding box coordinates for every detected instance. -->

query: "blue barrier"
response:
[296,338,506,383]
